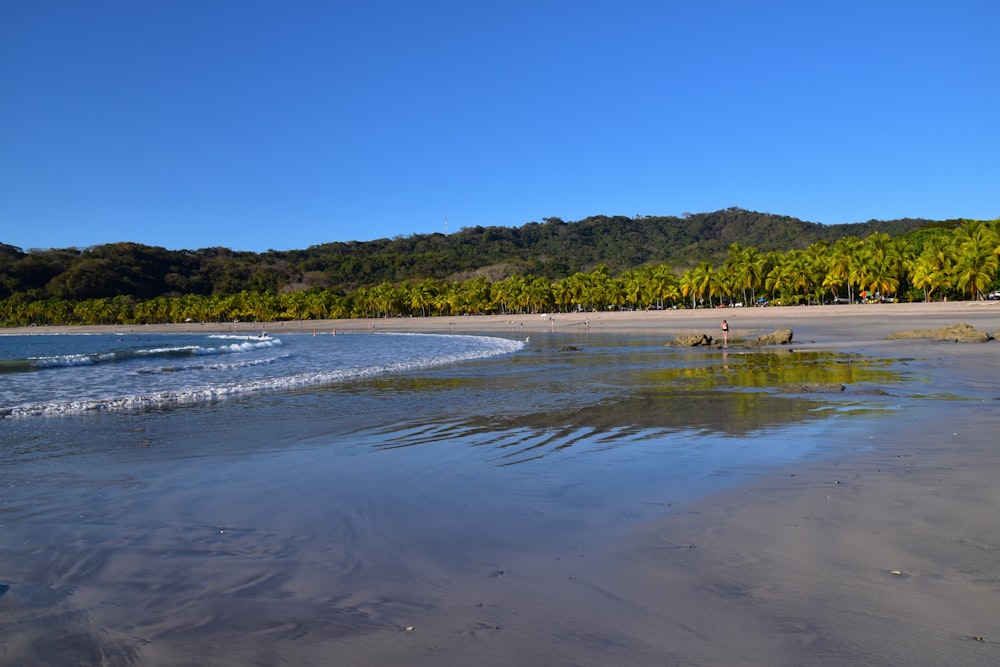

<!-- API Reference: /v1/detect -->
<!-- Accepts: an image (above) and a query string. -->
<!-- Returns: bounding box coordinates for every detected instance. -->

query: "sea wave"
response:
[1,334,523,418]
[18,338,283,371]
[134,354,290,375]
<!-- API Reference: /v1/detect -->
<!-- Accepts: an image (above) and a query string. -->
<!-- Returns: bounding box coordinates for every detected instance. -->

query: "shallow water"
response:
[0,332,958,665]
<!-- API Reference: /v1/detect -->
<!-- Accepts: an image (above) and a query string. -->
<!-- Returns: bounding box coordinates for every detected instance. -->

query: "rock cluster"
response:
[744,328,794,347]
[669,333,714,347]
[668,327,796,348]
[886,322,992,343]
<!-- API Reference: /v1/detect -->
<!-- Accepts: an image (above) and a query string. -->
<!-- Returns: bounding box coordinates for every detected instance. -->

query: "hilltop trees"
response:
[0,209,932,300]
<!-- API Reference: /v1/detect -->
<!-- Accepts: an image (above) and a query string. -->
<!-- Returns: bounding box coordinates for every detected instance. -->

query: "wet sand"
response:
[2,301,999,665]
[610,403,1000,665]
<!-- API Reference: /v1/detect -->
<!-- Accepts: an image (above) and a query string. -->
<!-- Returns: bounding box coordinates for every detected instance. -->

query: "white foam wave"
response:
[3,335,523,418]
[208,334,276,341]
[199,339,282,354]
[26,339,283,370]
[136,354,288,375]
[30,354,100,368]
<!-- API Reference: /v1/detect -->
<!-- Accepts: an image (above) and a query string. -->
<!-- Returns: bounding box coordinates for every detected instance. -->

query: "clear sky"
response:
[2,1,998,253]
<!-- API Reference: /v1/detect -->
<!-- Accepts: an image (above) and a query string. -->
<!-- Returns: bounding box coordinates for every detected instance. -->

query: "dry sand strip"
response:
[5,300,1000,343]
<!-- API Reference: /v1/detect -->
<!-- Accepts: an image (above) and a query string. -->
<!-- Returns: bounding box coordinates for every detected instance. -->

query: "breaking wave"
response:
[1,333,523,418]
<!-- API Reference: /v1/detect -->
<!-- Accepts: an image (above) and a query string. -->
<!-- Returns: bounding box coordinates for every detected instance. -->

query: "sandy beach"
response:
[9,299,1000,340]
[2,300,998,666]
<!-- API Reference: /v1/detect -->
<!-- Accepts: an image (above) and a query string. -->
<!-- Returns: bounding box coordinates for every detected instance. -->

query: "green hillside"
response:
[1,209,934,300]
[4,209,997,327]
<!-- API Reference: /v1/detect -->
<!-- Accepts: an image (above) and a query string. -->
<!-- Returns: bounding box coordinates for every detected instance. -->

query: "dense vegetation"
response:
[1,209,997,326]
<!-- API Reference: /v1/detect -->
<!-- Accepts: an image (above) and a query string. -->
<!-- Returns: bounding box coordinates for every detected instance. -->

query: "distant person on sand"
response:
[721,319,729,348]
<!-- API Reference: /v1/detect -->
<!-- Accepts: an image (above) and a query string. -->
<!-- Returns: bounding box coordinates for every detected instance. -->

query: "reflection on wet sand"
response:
[377,349,908,459]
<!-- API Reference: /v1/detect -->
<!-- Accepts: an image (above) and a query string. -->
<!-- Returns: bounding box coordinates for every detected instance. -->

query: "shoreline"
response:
[5,300,999,342]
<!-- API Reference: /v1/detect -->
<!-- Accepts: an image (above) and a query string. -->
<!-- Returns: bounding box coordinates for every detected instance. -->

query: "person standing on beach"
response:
[721,319,729,348]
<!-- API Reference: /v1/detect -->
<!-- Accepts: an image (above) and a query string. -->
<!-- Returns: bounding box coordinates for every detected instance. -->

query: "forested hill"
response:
[1,208,940,300]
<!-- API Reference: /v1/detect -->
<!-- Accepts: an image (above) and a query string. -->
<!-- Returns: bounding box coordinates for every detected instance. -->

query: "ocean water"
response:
[0,330,917,665]
[0,331,524,417]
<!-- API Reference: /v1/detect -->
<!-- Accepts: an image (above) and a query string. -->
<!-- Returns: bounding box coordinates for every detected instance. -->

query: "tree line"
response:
[1,217,996,327]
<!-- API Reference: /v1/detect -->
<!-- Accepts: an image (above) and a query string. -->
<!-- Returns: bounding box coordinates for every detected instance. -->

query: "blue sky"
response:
[2,0,998,252]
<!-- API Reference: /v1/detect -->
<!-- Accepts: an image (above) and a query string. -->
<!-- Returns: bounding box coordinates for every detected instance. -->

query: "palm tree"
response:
[722,244,743,304]
[585,265,613,311]
[679,269,697,309]
[904,231,955,302]
[621,269,644,309]
[859,232,901,299]
[724,243,763,306]
[551,279,575,313]
[410,278,440,317]
[605,277,626,311]
[652,264,678,309]
[559,272,590,312]
[524,276,553,313]
[783,250,815,303]
[848,244,876,302]
[765,255,793,302]
[493,275,527,314]
[687,262,717,307]
[804,242,831,303]
[887,236,911,297]
[352,286,375,318]
[458,277,492,314]
[821,272,847,301]
[953,220,1000,299]
[908,252,952,302]
[827,237,862,303]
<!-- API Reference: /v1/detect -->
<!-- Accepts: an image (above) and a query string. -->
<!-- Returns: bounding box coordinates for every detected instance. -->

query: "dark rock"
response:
[778,382,846,393]
[745,328,794,347]
[669,333,714,347]
[887,322,992,343]
[854,388,894,396]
